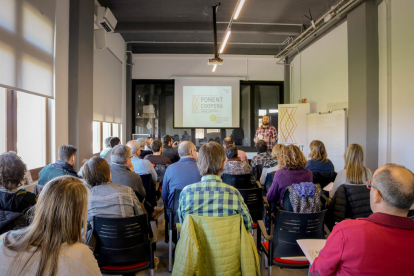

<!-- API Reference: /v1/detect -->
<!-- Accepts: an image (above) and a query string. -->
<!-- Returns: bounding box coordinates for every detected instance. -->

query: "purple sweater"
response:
[267,168,313,203]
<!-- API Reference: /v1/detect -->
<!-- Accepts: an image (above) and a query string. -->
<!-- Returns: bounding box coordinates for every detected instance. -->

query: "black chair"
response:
[312,171,337,188]
[165,188,182,272]
[264,172,274,193]
[253,164,264,181]
[238,187,263,245]
[221,173,254,189]
[325,184,372,230]
[93,215,156,276]
[281,184,323,213]
[258,209,327,274]
[140,174,156,207]
[408,209,414,220]
[154,164,167,185]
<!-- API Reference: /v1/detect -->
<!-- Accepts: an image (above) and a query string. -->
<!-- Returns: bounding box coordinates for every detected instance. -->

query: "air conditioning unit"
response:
[96,7,117,33]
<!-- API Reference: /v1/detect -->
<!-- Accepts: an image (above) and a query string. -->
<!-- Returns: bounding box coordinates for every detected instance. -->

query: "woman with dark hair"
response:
[0,152,36,214]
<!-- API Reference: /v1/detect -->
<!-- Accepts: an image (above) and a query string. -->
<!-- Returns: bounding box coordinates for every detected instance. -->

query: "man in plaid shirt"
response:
[177,142,253,232]
[254,115,278,149]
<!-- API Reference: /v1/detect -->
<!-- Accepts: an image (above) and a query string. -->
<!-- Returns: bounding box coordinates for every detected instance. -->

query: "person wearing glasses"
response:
[162,142,201,210]
[310,164,414,276]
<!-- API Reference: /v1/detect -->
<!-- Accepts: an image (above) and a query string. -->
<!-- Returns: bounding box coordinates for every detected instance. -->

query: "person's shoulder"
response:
[60,242,99,270]
[335,218,370,233]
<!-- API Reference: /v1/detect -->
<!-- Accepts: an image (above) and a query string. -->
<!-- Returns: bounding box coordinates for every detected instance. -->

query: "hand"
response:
[263,137,269,142]
[173,141,179,148]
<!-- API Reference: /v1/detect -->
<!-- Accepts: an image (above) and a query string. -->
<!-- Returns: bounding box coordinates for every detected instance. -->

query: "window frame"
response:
[93,121,122,154]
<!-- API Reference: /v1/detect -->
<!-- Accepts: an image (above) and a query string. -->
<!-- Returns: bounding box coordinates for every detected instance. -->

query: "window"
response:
[0,88,6,154]
[102,122,111,148]
[112,123,119,138]
[93,121,101,154]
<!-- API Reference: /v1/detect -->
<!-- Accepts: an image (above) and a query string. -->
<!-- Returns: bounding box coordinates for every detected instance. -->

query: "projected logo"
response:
[192,96,200,113]
[210,114,216,122]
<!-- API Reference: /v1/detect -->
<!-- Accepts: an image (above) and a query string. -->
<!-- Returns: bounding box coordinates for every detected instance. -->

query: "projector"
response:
[208,58,224,65]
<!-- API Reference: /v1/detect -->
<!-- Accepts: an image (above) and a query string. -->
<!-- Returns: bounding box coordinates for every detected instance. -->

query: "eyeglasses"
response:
[366,180,374,189]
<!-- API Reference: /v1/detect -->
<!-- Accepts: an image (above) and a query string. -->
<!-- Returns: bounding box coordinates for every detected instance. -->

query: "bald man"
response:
[161,141,201,209]
[311,164,414,276]
[126,140,157,182]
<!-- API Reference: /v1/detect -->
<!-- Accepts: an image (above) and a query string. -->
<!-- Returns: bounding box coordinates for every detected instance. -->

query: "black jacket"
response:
[162,146,180,163]
[0,189,37,214]
[0,209,26,235]
[326,184,372,230]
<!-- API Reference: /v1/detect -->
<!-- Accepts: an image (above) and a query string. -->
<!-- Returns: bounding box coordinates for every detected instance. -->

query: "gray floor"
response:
[106,202,309,276]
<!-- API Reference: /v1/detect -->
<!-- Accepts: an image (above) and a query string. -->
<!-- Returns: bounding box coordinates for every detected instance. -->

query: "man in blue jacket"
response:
[162,141,201,209]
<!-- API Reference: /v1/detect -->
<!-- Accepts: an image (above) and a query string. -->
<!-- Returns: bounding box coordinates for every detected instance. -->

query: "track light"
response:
[233,0,245,19]
[219,29,231,53]
[212,64,217,72]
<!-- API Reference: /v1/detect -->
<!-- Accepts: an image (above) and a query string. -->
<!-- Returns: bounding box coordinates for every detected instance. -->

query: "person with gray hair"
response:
[137,138,153,159]
[126,140,157,182]
[162,141,201,209]
[310,164,414,275]
[177,142,253,232]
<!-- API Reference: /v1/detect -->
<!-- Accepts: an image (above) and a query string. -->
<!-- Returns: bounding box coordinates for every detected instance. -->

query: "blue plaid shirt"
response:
[177,175,253,232]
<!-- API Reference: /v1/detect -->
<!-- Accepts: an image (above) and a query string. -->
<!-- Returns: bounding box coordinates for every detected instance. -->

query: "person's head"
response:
[225,144,238,160]
[58,145,77,166]
[344,143,367,184]
[370,164,414,216]
[104,136,113,148]
[151,140,163,154]
[262,115,270,126]
[256,140,268,153]
[146,137,153,147]
[4,176,88,276]
[223,137,234,148]
[82,157,111,187]
[308,140,328,162]
[178,141,197,159]
[270,144,285,159]
[111,145,132,166]
[137,138,146,150]
[197,141,226,176]
[278,144,307,170]
[109,137,121,148]
[126,140,141,157]
[0,152,27,191]
[161,135,173,147]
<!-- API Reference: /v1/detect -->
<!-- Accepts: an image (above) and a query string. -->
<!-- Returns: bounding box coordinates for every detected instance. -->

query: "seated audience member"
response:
[109,145,145,201]
[161,135,180,163]
[126,140,157,181]
[144,140,172,166]
[99,136,112,158]
[331,143,372,198]
[223,145,253,175]
[145,136,154,151]
[162,142,201,209]
[310,164,414,275]
[260,144,285,185]
[83,156,143,223]
[267,145,313,204]
[137,138,153,159]
[103,137,121,163]
[0,176,101,275]
[223,137,248,162]
[251,140,272,169]
[305,140,335,173]
[0,152,37,214]
[177,142,253,232]
[38,145,78,186]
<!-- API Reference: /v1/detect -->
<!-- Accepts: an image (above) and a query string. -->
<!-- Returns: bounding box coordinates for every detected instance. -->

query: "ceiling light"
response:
[233,0,246,19]
[219,29,231,53]
[212,64,217,72]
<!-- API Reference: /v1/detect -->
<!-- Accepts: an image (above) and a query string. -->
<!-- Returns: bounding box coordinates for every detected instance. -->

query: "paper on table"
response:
[297,239,327,264]
[323,182,333,192]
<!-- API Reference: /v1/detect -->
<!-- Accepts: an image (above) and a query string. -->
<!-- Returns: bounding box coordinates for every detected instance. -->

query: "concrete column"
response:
[347,0,379,172]
[68,0,94,169]
[283,57,291,104]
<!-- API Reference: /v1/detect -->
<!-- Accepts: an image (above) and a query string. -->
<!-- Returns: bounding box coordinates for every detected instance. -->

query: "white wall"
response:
[290,21,348,113]
[132,54,284,81]
[378,0,414,171]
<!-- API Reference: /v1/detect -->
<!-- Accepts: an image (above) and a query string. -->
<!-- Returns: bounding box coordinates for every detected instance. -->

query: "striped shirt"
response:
[177,175,253,232]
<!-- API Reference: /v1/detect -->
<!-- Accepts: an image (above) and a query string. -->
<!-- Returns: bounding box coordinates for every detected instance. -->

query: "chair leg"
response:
[169,229,173,272]
[148,268,154,276]
[264,253,268,269]
[269,265,272,275]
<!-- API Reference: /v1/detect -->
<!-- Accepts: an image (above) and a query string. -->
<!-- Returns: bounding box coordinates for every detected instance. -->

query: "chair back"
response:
[140,174,156,206]
[265,172,274,192]
[93,215,150,266]
[253,164,264,181]
[408,209,414,220]
[221,173,252,189]
[154,164,167,184]
[272,210,326,258]
[172,189,182,224]
[281,184,322,213]
[312,172,337,188]
[238,188,263,222]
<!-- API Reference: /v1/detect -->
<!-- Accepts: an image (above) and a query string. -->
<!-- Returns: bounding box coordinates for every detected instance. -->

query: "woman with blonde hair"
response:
[305,140,335,173]
[0,176,102,276]
[260,144,285,185]
[267,144,313,203]
[331,143,372,198]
